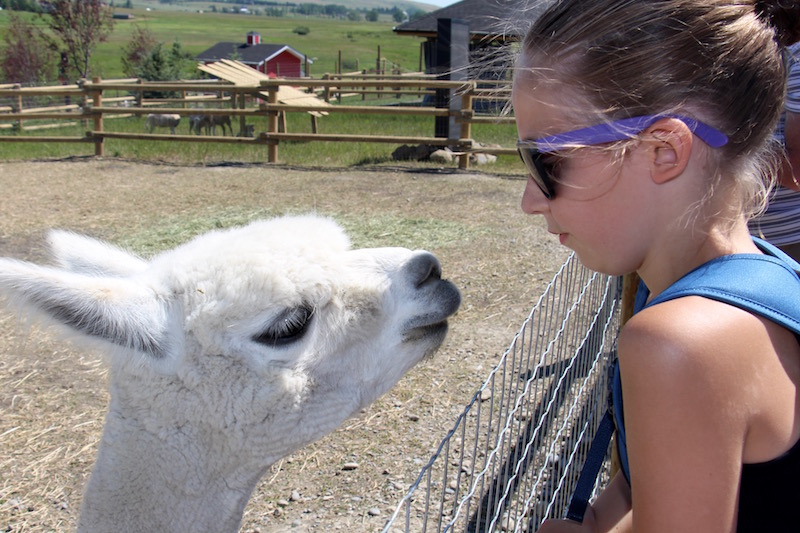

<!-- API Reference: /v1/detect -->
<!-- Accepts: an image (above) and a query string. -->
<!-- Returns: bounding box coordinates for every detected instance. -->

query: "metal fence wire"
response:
[383,254,622,533]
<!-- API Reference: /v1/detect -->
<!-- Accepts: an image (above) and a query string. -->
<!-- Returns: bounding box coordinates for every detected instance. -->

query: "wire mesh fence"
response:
[383,254,622,533]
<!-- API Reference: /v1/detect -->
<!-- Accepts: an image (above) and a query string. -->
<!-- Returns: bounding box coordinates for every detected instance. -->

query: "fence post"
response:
[239,89,247,136]
[13,84,22,132]
[80,79,89,129]
[267,83,279,163]
[323,74,330,103]
[377,45,383,100]
[92,77,104,157]
[458,87,474,170]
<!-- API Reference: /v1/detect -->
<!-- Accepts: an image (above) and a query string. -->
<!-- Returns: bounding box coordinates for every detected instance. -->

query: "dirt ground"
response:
[0,158,570,532]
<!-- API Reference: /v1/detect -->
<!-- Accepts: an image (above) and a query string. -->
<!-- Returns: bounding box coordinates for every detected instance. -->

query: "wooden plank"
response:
[93,131,263,143]
[263,132,460,145]
[261,103,447,116]
[0,135,91,143]
[92,107,250,116]
[198,64,254,86]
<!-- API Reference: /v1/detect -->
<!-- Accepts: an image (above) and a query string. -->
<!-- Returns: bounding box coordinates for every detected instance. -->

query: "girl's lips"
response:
[548,229,567,244]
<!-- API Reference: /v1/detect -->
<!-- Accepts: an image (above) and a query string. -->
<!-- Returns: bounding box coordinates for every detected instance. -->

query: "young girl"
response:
[512,1,800,531]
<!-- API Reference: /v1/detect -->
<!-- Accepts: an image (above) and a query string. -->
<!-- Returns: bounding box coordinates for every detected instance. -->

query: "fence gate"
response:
[383,254,621,533]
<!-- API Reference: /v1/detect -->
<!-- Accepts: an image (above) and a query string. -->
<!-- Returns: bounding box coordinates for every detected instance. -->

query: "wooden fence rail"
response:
[0,76,517,169]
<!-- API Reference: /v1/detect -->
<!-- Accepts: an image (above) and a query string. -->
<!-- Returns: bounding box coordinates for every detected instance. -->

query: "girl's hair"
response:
[518,0,800,218]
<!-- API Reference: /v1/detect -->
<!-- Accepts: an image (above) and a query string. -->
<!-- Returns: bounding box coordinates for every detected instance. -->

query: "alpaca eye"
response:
[252,305,314,347]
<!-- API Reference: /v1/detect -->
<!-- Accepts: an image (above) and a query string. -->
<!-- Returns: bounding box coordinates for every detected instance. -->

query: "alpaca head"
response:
[0,215,461,471]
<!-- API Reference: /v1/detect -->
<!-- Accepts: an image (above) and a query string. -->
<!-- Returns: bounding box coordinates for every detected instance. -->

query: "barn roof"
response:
[394,0,552,42]
[195,43,310,65]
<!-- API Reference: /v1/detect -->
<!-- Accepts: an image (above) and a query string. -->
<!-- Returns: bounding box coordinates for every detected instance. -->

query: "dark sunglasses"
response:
[517,114,729,199]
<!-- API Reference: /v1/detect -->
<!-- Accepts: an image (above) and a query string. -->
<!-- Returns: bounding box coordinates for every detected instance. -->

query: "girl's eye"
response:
[252,305,314,347]
[542,154,563,179]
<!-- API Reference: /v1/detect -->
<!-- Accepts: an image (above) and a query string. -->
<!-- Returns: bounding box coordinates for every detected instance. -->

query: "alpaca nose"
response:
[406,251,442,288]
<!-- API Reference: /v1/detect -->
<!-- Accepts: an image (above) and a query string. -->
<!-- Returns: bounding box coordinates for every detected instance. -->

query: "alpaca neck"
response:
[77,410,269,533]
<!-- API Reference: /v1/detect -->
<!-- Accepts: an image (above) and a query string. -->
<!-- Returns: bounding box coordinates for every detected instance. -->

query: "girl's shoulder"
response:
[618,296,767,384]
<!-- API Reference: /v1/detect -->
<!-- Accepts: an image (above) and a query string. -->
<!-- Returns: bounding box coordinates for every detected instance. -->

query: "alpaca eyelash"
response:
[252,305,314,348]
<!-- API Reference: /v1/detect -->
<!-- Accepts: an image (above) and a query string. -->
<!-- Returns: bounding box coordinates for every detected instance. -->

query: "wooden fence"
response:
[0,76,516,170]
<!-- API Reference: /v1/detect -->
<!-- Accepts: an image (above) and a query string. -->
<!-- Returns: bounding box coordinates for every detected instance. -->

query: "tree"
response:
[0,0,42,13]
[365,9,378,22]
[121,25,158,78]
[42,0,114,80]
[0,13,56,85]
[130,40,196,98]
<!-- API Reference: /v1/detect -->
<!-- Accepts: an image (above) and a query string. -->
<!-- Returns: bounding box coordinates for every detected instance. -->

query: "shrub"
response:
[293,26,310,36]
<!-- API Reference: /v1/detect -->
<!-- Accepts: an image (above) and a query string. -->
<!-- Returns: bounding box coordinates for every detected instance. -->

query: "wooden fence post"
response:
[13,84,22,132]
[611,271,641,477]
[267,84,279,163]
[80,79,89,129]
[322,74,330,103]
[362,69,367,101]
[92,77,104,157]
[377,45,383,100]
[458,87,474,170]
[240,90,247,136]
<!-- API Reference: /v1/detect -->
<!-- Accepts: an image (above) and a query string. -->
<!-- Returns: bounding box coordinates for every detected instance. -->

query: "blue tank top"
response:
[613,238,800,531]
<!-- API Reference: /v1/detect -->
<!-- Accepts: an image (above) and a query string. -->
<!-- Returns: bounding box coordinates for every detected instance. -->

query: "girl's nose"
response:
[521,176,550,214]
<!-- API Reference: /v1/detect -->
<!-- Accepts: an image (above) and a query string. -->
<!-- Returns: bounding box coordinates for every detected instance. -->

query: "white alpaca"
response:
[0,215,460,533]
[144,113,181,134]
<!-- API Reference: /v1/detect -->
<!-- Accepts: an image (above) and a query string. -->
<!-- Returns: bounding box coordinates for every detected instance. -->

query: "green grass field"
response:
[0,6,425,79]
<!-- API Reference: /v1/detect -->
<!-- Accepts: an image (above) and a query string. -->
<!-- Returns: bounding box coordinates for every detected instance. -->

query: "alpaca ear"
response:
[48,230,148,277]
[0,258,177,362]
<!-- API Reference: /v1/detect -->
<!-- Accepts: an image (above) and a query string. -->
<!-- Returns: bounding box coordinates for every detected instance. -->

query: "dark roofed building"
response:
[394,0,552,75]
[394,0,550,43]
[195,32,311,78]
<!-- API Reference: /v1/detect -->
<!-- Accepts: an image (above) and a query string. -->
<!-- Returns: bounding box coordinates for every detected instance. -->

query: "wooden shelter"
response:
[197,59,329,132]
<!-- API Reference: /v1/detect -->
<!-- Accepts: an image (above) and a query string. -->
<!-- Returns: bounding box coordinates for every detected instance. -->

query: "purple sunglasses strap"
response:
[536,114,728,151]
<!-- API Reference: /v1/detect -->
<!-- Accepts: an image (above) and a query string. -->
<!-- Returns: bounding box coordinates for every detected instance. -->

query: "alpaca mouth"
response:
[403,319,450,343]
[403,278,460,343]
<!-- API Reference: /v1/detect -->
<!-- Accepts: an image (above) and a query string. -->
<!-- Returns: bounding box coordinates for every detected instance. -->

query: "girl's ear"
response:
[645,118,694,184]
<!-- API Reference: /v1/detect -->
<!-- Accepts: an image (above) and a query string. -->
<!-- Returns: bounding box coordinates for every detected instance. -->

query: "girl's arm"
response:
[536,471,632,533]
[616,297,748,533]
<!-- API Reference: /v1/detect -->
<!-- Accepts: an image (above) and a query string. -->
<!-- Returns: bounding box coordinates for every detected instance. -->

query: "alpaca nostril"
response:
[406,251,442,288]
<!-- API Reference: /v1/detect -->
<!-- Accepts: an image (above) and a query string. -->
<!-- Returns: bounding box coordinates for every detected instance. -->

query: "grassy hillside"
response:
[0,7,427,80]
[133,0,439,14]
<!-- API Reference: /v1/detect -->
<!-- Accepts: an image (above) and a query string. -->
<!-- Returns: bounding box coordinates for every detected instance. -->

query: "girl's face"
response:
[512,76,656,275]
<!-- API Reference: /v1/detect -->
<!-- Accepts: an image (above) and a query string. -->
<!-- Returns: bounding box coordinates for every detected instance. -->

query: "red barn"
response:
[195,32,311,78]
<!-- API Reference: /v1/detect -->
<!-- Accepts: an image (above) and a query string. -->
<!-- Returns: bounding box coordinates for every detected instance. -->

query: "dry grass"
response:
[0,158,570,532]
